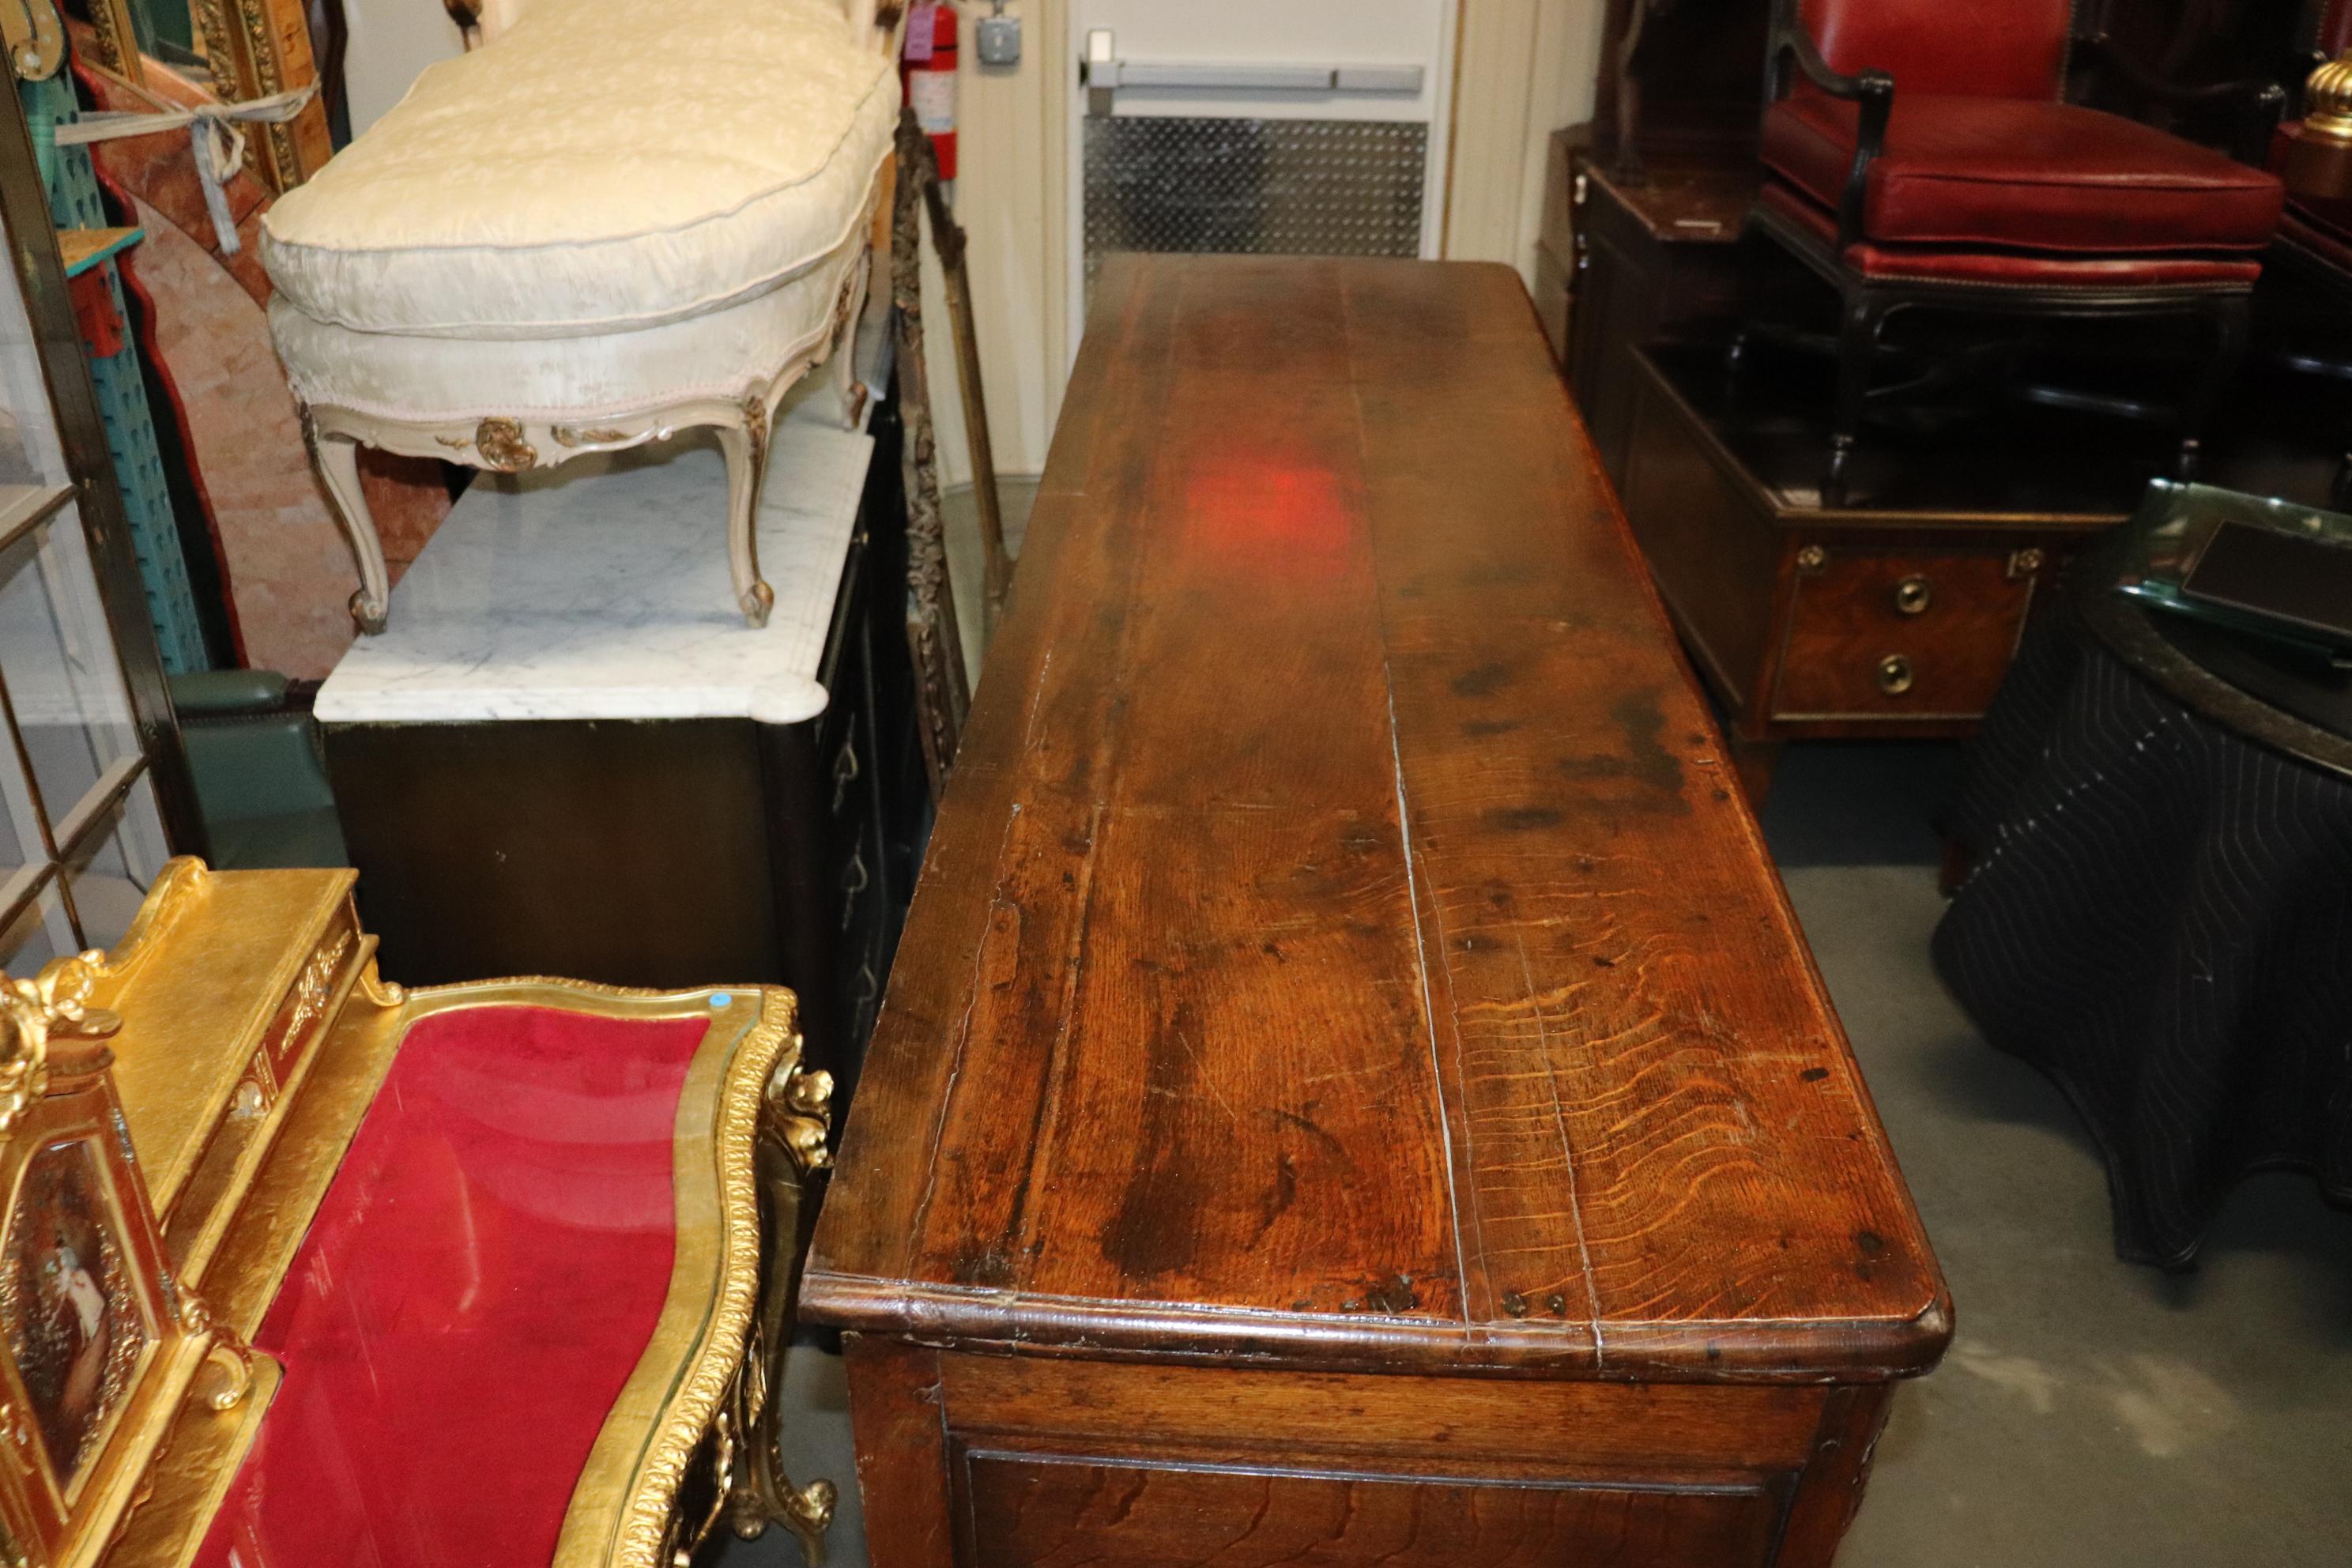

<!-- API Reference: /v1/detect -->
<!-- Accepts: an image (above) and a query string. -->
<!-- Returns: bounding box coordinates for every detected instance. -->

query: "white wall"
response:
[339,0,466,135]
[925,0,1605,487]
[1442,1,1607,281]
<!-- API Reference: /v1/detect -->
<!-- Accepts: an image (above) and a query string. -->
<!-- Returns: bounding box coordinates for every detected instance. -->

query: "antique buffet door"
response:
[1064,0,1455,348]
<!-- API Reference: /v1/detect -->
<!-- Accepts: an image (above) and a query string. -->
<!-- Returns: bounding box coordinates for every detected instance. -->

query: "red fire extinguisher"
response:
[902,2,958,180]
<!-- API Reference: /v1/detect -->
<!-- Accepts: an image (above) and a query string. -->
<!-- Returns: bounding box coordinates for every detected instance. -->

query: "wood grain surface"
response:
[804,256,1949,1382]
[959,1457,1779,1568]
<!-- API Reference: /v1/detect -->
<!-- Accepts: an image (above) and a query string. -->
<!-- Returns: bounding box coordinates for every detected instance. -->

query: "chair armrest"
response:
[168,669,290,717]
[1765,0,1894,248]
[2075,32,2286,164]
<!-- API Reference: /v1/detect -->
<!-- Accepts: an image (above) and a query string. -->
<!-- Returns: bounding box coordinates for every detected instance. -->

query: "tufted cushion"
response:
[1765,93,2285,254]
[262,0,893,340]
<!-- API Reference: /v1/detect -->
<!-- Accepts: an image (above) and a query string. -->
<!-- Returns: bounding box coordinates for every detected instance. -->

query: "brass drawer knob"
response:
[1796,544,1827,572]
[1894,575,1932,615]
[1876,654,1915,696]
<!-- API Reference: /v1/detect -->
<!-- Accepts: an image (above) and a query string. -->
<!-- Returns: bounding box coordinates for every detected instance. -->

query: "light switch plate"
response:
[976,13,1020,65]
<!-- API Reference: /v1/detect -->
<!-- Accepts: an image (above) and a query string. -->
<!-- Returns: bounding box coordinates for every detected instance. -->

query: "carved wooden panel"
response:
[959,1455,1779,1568]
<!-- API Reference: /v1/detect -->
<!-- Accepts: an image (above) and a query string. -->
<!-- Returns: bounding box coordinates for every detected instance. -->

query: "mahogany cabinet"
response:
[1566,160,1752,486]
[1618,343,2125,793]
[803,256,1950,1568]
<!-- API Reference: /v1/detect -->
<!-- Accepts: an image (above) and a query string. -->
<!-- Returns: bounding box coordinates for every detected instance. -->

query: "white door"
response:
[1065,0,1455,349]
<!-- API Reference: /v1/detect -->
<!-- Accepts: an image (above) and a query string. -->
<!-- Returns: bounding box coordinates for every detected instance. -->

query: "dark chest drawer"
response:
[1773,545,2044,721]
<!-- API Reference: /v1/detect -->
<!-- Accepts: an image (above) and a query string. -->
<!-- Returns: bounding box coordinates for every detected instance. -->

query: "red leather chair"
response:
[2273,0,2352,503]
[1751,0,2287,505]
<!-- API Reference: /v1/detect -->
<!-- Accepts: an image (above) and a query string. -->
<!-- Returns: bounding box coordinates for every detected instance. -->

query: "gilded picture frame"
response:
[0,959,241,1568]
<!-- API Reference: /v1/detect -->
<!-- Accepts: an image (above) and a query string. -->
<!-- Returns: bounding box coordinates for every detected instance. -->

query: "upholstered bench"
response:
[262,0,894,631]
[190,992,835,1566]
[1,861,840,1566]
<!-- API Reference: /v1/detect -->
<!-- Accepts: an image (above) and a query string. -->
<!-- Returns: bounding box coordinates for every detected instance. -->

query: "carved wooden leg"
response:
[718,396,776,629]
[302,412,393,634]
[2176,293,2250,483]
[726,1053,838,1560]
[830,252,871,429]
[1823,290,1886,510]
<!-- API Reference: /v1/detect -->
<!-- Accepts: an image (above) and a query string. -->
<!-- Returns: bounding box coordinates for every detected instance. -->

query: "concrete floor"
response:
[724,715,2352,1568]
[1764,744,2352,1567]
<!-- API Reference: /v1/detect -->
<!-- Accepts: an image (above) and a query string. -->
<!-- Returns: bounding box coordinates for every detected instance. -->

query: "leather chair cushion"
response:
[1765,92,2285,254]
[263,0,892,340]
[1759,182,2263,287]
[1800,0,2071,98]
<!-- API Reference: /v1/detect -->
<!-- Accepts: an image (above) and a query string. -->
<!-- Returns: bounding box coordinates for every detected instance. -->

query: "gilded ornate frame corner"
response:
[388,978,835,1568]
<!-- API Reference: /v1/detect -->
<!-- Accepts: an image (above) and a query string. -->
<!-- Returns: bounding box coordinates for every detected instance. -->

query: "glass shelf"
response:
[2112,480,2352,661]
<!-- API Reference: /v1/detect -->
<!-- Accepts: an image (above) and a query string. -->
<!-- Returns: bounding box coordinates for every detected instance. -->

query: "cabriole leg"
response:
[831,253,872,428]
[302,411,394,635]
[718,397,776,629]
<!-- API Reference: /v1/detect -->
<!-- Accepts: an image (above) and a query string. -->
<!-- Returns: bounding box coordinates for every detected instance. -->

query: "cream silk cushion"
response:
[267,225,865,420]
[261,0,895,340]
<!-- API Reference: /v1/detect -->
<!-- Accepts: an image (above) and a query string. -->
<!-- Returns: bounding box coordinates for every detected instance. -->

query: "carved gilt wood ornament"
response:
[0,955,251,1568]
[890,106,973,791]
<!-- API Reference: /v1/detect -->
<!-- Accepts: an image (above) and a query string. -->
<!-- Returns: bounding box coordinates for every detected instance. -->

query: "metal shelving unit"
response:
[0,78,202,970]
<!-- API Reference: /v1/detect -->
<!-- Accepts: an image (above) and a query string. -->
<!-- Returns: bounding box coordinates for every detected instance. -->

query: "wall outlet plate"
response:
[976,13,1020,65]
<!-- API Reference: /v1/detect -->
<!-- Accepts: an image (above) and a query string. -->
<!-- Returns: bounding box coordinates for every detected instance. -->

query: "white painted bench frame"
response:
[295,0,893,634]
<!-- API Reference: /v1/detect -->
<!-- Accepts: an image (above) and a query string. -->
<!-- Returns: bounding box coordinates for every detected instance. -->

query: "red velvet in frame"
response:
[194,1006,713,1568]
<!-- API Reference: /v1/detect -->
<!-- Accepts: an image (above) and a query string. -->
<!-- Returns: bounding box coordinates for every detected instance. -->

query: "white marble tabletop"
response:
[315,386,874,727]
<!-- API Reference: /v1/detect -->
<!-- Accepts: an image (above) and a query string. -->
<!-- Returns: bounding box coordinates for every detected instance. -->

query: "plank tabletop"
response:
[803,255,1949,1381]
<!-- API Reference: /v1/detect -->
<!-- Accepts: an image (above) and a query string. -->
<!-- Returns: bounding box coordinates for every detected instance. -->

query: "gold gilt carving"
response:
[890,108,972,790]
[586,990,824,1568]
[188,0,240,100]
[551,425,636,449]
[233,0,304,189]
[722,1046,834,1559]
[742,391,771,462]
[2308,52,2352,145]
[473,418,537,472]
[770,1053,833,1176]
[194,1336,255,1412]
[355,962,405,1008]
[0,954,118,1136]
[81,1,140,81]
[285,930,354,1041]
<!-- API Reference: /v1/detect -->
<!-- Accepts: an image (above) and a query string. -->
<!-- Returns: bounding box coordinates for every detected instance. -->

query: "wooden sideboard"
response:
[803,256,1950,1567]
